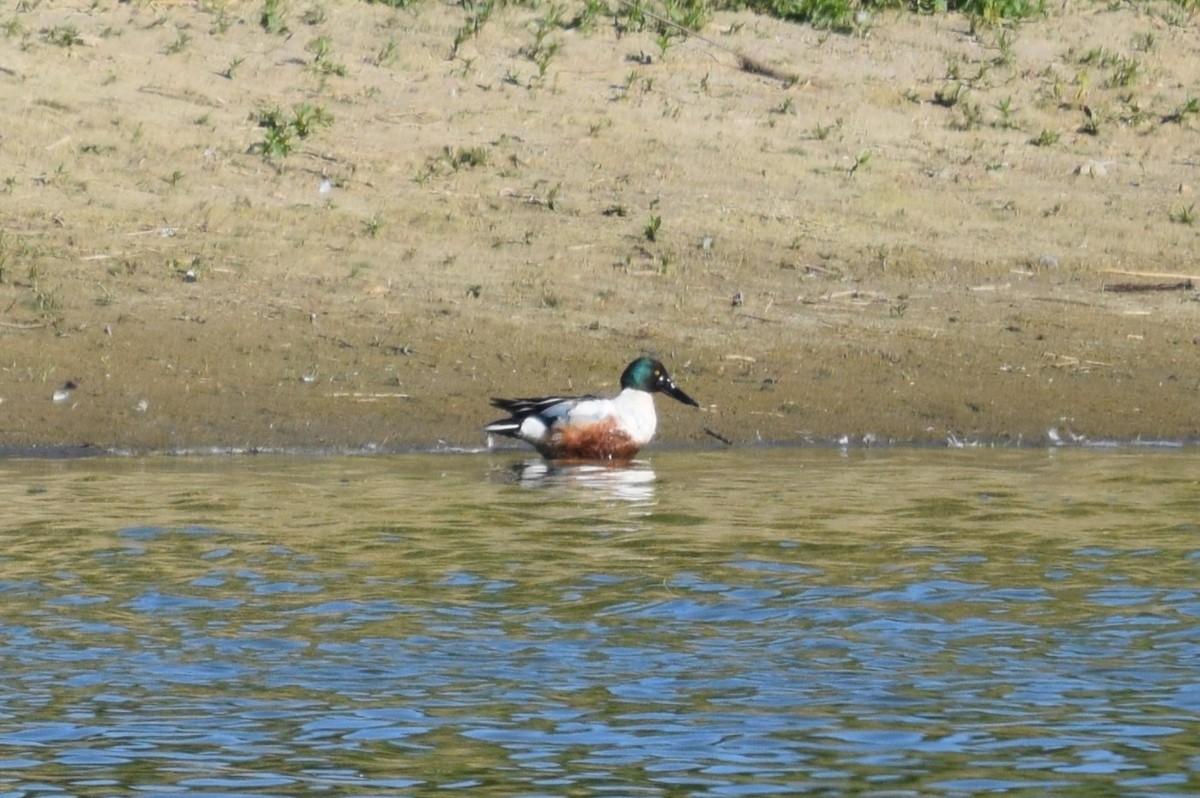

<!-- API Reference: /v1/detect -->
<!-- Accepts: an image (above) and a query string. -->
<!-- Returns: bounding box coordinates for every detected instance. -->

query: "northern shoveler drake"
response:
[484,357,699,460]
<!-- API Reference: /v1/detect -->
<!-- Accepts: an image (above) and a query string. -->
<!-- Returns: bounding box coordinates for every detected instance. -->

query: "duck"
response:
[484,357,698,460]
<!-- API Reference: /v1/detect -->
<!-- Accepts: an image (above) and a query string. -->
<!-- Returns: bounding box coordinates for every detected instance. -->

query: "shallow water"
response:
[0,448,1197,796]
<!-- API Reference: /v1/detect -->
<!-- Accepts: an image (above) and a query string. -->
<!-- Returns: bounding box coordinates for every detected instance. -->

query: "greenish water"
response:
[0,448,1197,796]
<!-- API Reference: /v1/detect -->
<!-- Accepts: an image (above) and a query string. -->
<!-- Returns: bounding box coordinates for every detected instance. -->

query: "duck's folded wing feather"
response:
[491,394,598,421]
[559,397,615,424]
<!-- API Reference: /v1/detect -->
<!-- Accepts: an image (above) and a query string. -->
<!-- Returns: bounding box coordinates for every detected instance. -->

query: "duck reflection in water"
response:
[500,459,657,504]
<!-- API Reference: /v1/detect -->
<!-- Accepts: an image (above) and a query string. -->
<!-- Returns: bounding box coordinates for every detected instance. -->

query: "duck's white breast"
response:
[612,389,657,444]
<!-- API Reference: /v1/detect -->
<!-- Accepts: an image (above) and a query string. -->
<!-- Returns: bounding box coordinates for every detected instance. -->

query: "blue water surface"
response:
[0,448,1197,795]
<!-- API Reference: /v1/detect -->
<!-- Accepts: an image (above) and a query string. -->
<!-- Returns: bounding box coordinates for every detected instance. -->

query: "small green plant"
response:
[451,0,494,58]
[209,8,234,34]
[290,102,332,137]
[453,57,476,79]
[47,161,69,187]
[956,101,983,130]
[668,0,711,31]
[301,4,326,24]
[1162,97,1199,124]
[1160,1,1193,26]
[774,96,797,115]
[308,35,346,76]
[759,0,857,29]
[166,170,184,187]
[994,28,1016,65]
[1077,46,1112,66]
[615,68,642,100]
[1120,94,1152,126]
[657,252,673,275]
[1106,56,1140,88]
[417,144,490,181]
[222,56,245,79]
[644,214,662,242]
[541,3,564,30]
[1031,128,1060,146]
[1079,105,1101,135]
[934,81,962,108]
[447,145,487,170]
[1049,75,1065,105]
[1169,204,1196,225]
[163,29,190,55]
[43,23,83,47]
[310,34,331,60]
[961,0,1045,26]
[254,103,332,162]
[261,0,287,34]
[655,29,677,58]
[94,283,117,307]
[1079,48,1142,89]
[521,13,561,79]
[534,41,559,78]
[374,39,398,67]
[364,213,383,237]
[260,121,295,161]
[587,117,612,136]
[25,266,61,319]
[994,96,1018,129]
[848,150,871,177]
[1075,70,1092,101]
[566,0,606,30]
[620,0,647,32]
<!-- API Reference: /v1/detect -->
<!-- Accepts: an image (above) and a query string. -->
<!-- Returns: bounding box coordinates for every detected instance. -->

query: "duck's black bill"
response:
[666,382,700,408]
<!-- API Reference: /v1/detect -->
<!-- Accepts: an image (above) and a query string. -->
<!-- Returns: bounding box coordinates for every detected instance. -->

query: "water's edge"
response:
[0,436,1194,460]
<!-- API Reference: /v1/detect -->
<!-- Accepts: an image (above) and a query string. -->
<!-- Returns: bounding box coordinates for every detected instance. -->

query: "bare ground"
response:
[2,0,1198,453]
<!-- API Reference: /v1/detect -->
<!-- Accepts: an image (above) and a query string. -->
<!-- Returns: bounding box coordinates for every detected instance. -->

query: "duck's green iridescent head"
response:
[620,357,699,407]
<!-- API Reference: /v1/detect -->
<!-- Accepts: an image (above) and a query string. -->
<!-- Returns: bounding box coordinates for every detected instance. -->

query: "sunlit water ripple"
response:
[0,448,1196,795]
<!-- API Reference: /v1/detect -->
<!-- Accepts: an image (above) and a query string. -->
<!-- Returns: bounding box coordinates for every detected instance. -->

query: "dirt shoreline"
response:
[2,1,1198,454]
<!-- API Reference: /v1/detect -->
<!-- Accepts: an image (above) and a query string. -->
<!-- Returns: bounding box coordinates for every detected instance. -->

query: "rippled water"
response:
[1,448,1197,796]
